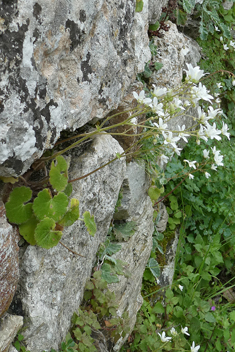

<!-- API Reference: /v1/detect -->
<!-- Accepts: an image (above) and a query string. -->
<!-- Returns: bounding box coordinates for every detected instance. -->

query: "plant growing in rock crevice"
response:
[5,155,96,250]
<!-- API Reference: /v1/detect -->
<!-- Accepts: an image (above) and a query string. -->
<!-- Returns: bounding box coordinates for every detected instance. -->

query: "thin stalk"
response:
[59,241,85,257]
[154,176,188,206]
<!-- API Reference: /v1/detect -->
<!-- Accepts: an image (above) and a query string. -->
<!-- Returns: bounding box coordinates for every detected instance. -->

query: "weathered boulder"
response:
[0,0,151,177]
[150,21,201,153]
[9,134,126,352]
[0,202,20,318]
[148,0,168,24]
[150,21,201,89]
[110,162,154,351]
[0,314,23,352]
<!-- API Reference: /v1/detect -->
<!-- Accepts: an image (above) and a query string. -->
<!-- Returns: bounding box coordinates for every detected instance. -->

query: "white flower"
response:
[150,97,165,116]
[133,90,152,105]
[172,145,182,156]
[211,147,223,166]
[197,106,208,124]
[159,154,169,167]
[189,174,194,179]
[223,44,229,51]
[162,131,180,148]
[197,124,208,142]
[191,341,200,352]
[221,121,230,140]
[207,106,222,119]
[178,284,184,291]
[205,172,211,178]
[211,164,218,171]
[184,159,197,169]
[173,97,185,110]
[184,100,191,107]
[204,122,221,141]
[215,25,220,32]
[170,327,178,336]
[220,36,223,42]
[178,125,190,142]
[158,331,172,342]
[216,82,222,89]
[191,83,214,103]
[232,80,235,86]
[152,85,167,97]
[181,326,190,336]
[214,153,224,166]
[154,117,168,130]
[215,97,221,104]
[184,63,206,83]
[203,149,210,158]
[230,40,235,48]
[211,146,218,155]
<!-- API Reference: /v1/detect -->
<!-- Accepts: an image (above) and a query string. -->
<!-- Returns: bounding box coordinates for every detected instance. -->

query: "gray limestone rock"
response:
[148,0,168,24]
[159,230,179,287]
[150,21,201,89]
[110,162,154,351]
[0,314,23,352]
[0,202,20,318]
[8,347,18,352]
[114,161,150,220]
[155,202,168,233]
[10,134,126,352]
[0,0,151,177]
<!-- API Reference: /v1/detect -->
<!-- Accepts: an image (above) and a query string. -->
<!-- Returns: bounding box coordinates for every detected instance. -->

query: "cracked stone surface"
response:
[0,0,151,177]
[9,134,126,352]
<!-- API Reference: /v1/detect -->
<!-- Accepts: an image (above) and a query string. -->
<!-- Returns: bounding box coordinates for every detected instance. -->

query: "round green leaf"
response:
[5,186,33,224]
[49,156,68,192]
[148,186,161,201]
[63,183,73,197]
[34,218,63,249]
[83,211,96,236]
[33,189,68,222]
[19,214,39,245]
[58,198,79,227]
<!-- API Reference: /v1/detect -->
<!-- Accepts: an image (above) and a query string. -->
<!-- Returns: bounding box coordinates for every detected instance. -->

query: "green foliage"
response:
[83,211,96,237]
[5,156,96,249]
[49,155,69,192]
[33,189,68,222]
[69,271,130,350]
[137,39,163,85]
[148,185,164,202]
[5,186,33,224]
[149,21,160,31]
[96,221,135,283]
[177,0,234,40]
[13,334,30,352]
[34,218,63,249]
[113,221,136,241]
[135,0,144,12]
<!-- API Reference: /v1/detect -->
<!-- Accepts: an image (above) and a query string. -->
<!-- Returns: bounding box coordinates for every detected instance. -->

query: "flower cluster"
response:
[158,326,200,351]
[132,64,230,178]
[220,36,235,51]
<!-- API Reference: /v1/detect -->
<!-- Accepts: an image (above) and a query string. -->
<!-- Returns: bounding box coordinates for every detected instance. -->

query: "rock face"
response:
[0,314,23,352]
[150,21,201,88]
[148,0,168,24]
[150,20,201,151]
[0,0,151,177]
[0,2,204,351]
[111,162,154,351]
[10,134,126,351]
[0,202,19,318]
